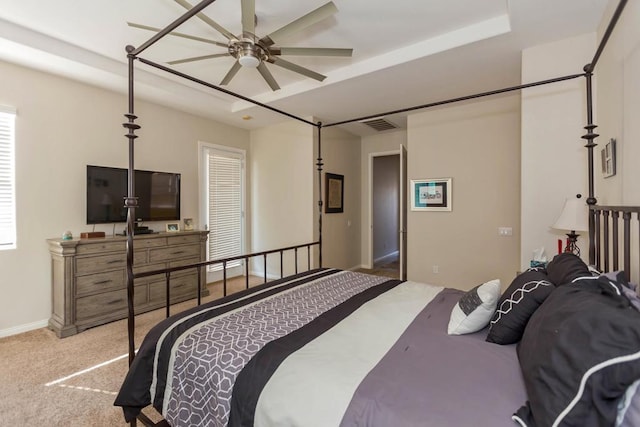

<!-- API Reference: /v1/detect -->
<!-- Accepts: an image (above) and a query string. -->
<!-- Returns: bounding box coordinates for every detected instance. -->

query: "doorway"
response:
[371,153,400,278]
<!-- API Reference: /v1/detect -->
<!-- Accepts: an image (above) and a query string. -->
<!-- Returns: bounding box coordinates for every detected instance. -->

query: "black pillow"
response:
[514,276,640,426]
[546,252,590,285]
[485,269,554,345]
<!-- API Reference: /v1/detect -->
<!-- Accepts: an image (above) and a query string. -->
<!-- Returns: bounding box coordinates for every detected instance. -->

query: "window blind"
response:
[0,108,16,249]
[207,150,243,270]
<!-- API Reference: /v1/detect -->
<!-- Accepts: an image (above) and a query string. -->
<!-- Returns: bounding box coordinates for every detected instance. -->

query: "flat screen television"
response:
[86,165,181,224]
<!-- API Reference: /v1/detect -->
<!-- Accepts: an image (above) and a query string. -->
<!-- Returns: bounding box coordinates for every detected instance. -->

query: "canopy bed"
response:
[114,1,640,426]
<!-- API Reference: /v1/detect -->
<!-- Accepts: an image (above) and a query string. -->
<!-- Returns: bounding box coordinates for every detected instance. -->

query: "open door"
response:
[399,144,408,281]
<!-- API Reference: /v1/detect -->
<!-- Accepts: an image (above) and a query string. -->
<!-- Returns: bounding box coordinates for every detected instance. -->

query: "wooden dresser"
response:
[47,230,209,337]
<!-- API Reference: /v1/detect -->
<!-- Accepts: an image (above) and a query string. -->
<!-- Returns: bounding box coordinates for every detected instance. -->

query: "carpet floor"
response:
[0,276,263,427]
[0,267,398,426]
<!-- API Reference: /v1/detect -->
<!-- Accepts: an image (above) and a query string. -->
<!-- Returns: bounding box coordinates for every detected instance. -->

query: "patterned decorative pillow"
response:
[486,269,555,345]
[447,279,501,335]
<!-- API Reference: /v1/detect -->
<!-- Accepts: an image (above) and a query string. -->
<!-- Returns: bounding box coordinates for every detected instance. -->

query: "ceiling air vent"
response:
[361,117,397,132]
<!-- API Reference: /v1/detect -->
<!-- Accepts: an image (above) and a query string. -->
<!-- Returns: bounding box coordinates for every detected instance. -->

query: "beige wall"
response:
[594,0,640,282]
[406,95,521,291]
[595,0,640,205]
[250,120,315,276]
[314,126,362,270]
[0,59,250,337]
[360,130,407,268]
[520,33,595,269]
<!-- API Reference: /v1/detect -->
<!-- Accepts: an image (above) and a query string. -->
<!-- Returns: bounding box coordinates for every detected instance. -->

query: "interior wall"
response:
[520,33,596,269]
[595,0,640,205]
[406,95,521,291]
[594,0,640,283]
[0,59,250,337]
[360,130,407,268]
[313,126,362,270]
[372,155,400,262]
[250,120,314,277]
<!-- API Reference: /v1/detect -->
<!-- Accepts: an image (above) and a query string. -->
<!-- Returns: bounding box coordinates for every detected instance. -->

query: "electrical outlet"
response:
[498,227,513,236]
[432,265,439,274]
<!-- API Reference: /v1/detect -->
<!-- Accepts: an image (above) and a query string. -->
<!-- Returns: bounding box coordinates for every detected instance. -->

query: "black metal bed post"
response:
[582,0,627,267]
[582,65,599,266]
[123,46,140,370]
[317,122,323,268]
[123,45,140,427]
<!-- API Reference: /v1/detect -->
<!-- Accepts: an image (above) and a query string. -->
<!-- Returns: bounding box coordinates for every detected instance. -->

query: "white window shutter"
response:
[0,108,16,249]
[207,151,243,269]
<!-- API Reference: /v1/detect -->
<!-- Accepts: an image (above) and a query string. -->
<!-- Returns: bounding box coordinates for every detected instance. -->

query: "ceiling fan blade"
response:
[173,0,236,41]
[127,22,228,47]
[241,0,255,38]
[270,57,326,82]
[257,63,280,91]
[271,47,352,57]
[220,61,242,85]
[259,2,338,47]
[167,53,230,65]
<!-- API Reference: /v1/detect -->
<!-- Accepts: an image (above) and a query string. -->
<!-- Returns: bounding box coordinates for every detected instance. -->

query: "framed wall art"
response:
[411,178,452,211]
[601,138,617,178]
[325,173,344,213]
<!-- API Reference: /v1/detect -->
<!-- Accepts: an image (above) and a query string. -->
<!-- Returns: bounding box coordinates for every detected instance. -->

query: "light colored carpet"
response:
[0,276,263,427]
[355,255,400,279]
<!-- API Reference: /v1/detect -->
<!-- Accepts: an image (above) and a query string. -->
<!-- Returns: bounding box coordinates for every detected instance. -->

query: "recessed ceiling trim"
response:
[231,13,512,113]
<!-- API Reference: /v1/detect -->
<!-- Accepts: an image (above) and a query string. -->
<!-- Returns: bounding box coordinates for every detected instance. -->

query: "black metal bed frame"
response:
[121,1,628,425]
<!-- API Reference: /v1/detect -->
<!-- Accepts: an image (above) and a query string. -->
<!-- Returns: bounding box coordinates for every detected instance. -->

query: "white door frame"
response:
[368,150,400,269]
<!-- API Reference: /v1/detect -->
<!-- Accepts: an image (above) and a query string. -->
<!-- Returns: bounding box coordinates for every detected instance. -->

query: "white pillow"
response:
[448,279,501,335]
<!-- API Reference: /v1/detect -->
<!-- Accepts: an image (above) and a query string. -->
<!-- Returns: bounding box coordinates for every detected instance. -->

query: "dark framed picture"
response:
[325,173,344,213]
[411,178,452,211]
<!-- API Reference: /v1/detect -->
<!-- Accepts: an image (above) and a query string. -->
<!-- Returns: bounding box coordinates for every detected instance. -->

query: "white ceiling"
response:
[0,0,609,135]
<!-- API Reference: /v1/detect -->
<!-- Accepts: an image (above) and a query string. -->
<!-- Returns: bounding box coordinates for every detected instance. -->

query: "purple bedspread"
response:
[340,288,527,426]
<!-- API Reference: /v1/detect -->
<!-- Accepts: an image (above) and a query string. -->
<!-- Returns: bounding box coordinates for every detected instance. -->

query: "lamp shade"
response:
[553,197,589,232]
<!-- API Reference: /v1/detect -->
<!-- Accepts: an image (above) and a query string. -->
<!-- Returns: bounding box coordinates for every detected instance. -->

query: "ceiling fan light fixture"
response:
[232,40,263,68]
[238,53,260,68]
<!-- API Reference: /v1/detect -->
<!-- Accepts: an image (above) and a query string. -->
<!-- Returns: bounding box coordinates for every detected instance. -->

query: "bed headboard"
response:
[589,205,640,283]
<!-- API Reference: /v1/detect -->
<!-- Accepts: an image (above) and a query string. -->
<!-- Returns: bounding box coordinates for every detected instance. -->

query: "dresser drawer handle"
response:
[94,279,112,285]
[107,298,124,306]
[171,251,186,255]
[107,259,122,265]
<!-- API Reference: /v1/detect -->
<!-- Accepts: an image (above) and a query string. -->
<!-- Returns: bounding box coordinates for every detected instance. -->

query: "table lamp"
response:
[552,194,589,256]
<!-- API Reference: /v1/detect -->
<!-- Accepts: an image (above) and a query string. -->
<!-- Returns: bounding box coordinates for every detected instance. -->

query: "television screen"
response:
[86,165,181,224]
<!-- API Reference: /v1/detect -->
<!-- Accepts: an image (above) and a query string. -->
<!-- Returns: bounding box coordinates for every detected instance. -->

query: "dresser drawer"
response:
[133,250,148,266]
[76,240,125,255]
[76,253,126,275]
[149,273,198,304]
[149,244,201,263]
[76,269,124,295]
[167,234,201,246]
[76,286,146,320]
[134,236,167,248]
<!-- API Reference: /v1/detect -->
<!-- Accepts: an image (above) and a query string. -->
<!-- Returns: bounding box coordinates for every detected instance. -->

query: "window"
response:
[202,144,245,273]
[0,107,16,250]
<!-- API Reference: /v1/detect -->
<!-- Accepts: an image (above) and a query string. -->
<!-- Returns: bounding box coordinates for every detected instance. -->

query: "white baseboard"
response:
[374,250,399,264]
[0,319,48,339]
[348,264,367,271]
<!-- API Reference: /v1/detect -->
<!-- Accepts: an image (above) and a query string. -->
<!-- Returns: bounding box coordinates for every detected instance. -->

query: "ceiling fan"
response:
[128,0,353,91]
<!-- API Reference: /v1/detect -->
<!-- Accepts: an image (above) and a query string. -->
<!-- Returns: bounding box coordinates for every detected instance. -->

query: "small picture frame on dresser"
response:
[183,218,194,231]
[166,222,180,232]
